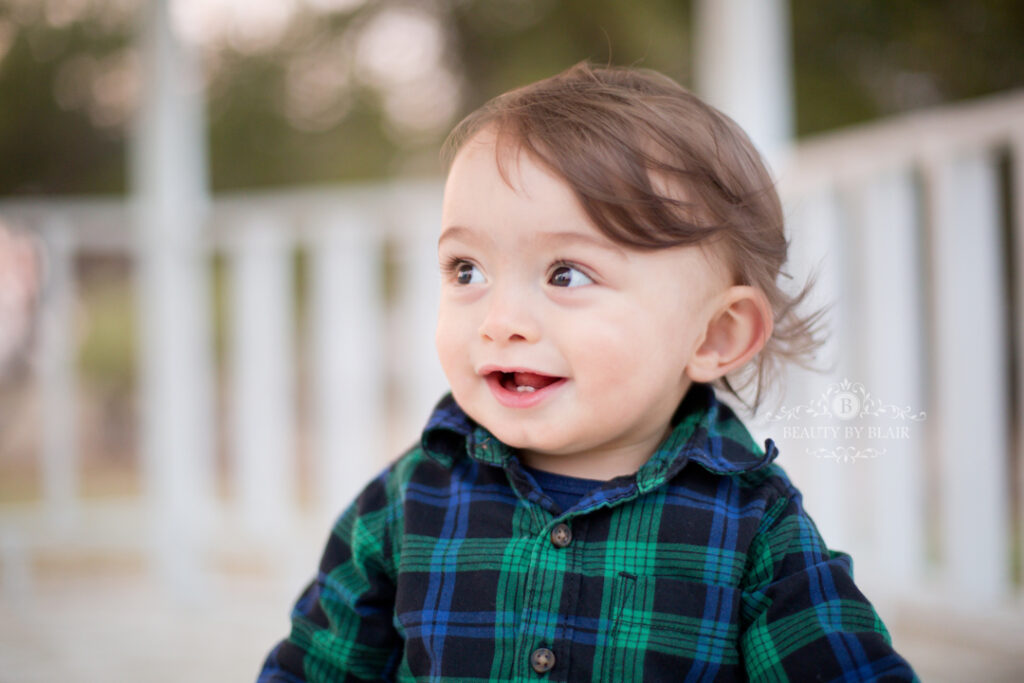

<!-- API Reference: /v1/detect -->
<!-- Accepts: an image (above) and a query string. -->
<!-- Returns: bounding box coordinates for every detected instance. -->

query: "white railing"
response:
[0,182,451,596]
[760,89,1024,611]
[1,91,1023,618]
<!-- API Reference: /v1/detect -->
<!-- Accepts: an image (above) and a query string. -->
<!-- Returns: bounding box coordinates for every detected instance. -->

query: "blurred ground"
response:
[2,556,1024,682]
[884,598,1024,682]
[0,566,290,682]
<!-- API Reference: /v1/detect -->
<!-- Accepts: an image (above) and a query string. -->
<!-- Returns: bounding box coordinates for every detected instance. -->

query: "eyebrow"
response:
[438,225,626,258]
[437,225,479,247]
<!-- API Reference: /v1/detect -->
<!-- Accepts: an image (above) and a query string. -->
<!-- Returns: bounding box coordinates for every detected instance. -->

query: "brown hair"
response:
[442,62,827,414]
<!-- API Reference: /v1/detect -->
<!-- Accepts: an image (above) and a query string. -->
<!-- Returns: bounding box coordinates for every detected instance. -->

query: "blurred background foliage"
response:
[0,0,1022,196]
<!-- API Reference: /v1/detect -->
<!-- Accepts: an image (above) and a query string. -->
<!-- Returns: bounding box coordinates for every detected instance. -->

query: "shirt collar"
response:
[420,383,778,485]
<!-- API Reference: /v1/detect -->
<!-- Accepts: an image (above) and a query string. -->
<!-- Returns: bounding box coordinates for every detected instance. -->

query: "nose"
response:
[478,284,540,344]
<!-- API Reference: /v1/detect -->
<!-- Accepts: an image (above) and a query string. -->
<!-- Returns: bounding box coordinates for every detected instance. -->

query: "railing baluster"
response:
[856,168,927,588]
[229,215,295,538]
[925,150,1011,602]
[388,185,448,453]
[773,189,853,552]
[1010,131,1024,591]
[38,218,77,531]
[308,210,384,518]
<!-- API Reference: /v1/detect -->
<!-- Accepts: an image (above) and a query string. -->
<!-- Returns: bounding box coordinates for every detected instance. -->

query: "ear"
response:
[685,286,773,383]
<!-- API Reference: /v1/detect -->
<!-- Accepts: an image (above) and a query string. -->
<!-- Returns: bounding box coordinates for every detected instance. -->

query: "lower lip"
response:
[485,373,567,408]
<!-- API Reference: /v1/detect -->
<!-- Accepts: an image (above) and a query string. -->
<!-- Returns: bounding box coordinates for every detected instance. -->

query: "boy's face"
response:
[436,131,732,479]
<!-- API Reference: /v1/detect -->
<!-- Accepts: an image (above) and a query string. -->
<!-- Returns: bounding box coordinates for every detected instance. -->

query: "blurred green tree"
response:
[0,0,1021,196]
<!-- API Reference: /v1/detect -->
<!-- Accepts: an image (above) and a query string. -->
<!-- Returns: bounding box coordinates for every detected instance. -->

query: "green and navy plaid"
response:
[258,383,917,681]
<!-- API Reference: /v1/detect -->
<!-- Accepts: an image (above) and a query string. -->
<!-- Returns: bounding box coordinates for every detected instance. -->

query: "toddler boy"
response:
[259,63,917,681]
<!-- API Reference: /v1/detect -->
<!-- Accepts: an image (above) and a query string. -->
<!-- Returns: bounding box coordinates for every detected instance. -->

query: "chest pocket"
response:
[602,572,743,678]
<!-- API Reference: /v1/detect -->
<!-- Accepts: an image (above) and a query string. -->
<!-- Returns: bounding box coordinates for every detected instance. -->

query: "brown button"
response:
[530,647,556,674]
[550,523,572,548]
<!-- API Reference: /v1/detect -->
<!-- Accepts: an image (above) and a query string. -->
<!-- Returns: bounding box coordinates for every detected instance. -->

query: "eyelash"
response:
[440,256,484,286]
[440,255,468,277]
[550,259,591,279]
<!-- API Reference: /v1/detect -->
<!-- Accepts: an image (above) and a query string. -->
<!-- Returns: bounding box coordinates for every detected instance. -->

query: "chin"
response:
[456,392,570,451]
[486,423,533,449]
[493,422,569,454]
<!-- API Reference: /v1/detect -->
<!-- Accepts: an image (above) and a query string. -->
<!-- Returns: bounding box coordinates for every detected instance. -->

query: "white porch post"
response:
[229,216,296,540]
[132,0,213,596]
[694,0,794,168]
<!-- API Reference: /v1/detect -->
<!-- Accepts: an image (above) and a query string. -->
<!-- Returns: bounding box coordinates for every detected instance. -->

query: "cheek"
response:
[569,305,691,388]
[436,305,477,381]
[435,309,461,362]
[568,313,651,375]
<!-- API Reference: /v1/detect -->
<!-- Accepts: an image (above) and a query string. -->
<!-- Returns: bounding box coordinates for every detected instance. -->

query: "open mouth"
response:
[482,368,567,407]
[491,370,562,393]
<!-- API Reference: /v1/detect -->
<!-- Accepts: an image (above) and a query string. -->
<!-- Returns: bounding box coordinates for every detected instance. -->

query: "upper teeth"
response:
[516,385,536,393]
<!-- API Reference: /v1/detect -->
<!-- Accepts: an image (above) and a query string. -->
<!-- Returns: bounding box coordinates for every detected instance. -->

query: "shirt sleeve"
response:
[739,487,919,681]
[257,476,402,682]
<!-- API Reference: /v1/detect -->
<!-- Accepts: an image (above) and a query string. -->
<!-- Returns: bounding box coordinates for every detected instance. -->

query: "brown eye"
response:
[549,264,593,288]
[455,262,483,285]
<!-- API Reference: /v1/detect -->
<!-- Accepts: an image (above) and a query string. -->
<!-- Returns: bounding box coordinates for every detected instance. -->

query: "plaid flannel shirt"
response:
[259,383,917,682]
